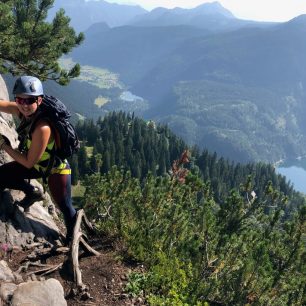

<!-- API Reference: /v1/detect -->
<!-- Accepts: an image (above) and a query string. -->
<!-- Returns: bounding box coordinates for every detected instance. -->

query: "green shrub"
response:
[82,167,306,305]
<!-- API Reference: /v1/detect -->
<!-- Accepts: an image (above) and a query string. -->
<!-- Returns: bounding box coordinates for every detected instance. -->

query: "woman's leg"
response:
[48,166,76,243]
[0,161,45,209]
[0,161,41,194]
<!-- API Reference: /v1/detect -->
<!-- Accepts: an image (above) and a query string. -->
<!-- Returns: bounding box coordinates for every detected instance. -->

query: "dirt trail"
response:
[8,236,143,306]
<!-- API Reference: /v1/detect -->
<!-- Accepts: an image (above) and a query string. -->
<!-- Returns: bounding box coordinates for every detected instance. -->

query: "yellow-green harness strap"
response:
[26,139,71,176]
[27,138,56,173]
[51,162,72,175]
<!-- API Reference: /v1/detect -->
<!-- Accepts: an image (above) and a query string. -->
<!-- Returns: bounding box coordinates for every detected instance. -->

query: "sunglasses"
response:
[15,97,37,105]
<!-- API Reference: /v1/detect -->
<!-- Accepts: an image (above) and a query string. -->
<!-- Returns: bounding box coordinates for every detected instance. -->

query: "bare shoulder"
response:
[33,119,52,135]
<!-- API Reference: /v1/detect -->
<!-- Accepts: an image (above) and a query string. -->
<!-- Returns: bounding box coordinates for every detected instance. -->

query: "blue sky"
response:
[103,0,306,22]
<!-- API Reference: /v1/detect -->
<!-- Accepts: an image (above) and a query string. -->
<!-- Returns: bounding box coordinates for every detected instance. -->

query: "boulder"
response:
[11,279,67,306]
[0,282,17,303]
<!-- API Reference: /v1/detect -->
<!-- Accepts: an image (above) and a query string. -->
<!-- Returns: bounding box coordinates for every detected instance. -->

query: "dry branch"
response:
[16,209,99,299]
[27,263,63,276]
[40,263,63,276]
[80,237,100,256]
[17,261,54,274]
[69,209,101,293]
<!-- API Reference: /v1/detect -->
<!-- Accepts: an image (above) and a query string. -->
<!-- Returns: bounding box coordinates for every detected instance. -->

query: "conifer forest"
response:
[69,112,305,305]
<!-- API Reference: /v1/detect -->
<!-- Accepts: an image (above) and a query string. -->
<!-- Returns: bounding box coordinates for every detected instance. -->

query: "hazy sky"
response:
[104,0,306,22]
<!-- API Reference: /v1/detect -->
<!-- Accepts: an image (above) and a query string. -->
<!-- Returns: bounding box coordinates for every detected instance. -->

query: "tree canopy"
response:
[0,0,84,84]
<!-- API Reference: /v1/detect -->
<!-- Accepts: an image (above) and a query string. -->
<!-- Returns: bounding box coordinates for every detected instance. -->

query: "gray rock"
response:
[0,75,18,165]
[0,260,15,282]
[0,76,9,101]
[12,272,24,284]
[0,190,60,247]
[11,279,67,306]
[0,282,17,303]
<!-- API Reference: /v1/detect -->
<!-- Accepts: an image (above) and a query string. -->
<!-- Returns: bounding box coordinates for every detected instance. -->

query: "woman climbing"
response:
[0,76,76,244]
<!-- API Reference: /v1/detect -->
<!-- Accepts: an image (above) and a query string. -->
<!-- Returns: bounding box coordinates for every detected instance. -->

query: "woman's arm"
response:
[2,120,51,169]
[0,100,20,116]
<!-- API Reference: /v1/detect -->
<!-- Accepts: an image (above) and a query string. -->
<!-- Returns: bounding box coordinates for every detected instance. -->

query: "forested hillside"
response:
[72,112,304,211]
[70,14,306,163]
[72,112,305,305]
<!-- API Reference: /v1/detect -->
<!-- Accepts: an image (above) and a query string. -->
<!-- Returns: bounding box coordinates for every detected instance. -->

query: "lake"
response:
[120,91,144,102]
[276,158,306,194]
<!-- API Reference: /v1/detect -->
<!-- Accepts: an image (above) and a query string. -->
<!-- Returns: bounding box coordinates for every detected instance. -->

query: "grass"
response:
[94,96,110,107]
[72,182,86,209]
[76,113,86,121]
[59,57,123,89]
[85,146,93,157]
[72,182,86,198]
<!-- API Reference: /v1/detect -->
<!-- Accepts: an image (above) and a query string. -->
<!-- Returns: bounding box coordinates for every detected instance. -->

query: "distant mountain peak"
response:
[192,1,236,18]
[278,14,306,32]
[145,1,235,20]
[149,7,168,14]
[287,14,306,24]
[196,1,225,9]
[85,21,110,36]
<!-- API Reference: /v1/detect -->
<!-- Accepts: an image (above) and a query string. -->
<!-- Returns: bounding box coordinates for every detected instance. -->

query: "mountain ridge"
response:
[128,1,274,31]
[48,0,147,31]
[190,1,236,18]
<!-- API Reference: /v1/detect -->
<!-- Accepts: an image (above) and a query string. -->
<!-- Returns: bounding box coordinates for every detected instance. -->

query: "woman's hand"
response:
[0,100,20,116]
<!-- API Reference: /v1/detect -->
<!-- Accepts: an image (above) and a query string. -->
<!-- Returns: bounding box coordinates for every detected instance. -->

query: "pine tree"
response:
[90,152,102,173]
[101,150,111,173]
[70,155,79,185]
[0,0,84,84]
[77,145,88,176]
[95,139,104,153]
[85,119,100,145]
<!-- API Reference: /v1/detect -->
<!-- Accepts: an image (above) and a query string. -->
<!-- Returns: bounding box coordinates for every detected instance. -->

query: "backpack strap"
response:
[19,113,59,182]
[16,114,39,153]
[35,116,62,183]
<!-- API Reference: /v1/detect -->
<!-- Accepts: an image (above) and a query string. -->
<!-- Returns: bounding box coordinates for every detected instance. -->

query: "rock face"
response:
[0,76,18,165]
[0,190,60,247]
[0,75,61,246]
